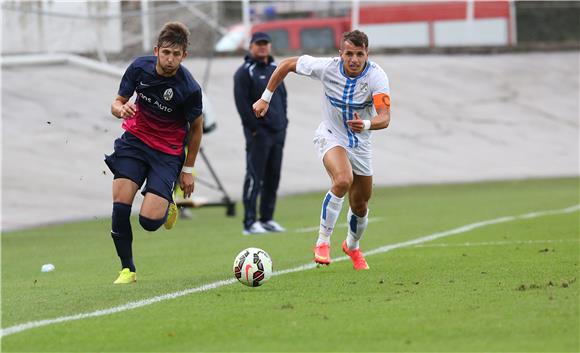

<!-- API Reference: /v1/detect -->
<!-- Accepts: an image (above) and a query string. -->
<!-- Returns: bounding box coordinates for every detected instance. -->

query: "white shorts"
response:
[313,124,373,176]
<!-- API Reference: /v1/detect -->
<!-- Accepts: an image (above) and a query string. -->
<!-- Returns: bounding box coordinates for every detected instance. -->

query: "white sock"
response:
[316,190,344,246]
[346,208,369,250]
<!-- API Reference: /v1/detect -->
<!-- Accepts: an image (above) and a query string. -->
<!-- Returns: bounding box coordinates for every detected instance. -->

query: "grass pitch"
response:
[2,177,579,352]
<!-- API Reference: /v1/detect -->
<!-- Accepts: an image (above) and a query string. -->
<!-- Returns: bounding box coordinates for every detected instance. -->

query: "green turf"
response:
[2,177,579,352]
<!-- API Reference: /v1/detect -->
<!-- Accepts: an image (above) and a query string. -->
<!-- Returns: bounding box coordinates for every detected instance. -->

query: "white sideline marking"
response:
[412,239,580,248]
[2,204,578,337]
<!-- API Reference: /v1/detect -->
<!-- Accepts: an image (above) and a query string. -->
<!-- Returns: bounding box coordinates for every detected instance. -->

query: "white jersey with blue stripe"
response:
[296,55,390,156]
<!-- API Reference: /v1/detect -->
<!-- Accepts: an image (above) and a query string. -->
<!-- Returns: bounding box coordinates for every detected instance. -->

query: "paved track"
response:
[2,52,578,230]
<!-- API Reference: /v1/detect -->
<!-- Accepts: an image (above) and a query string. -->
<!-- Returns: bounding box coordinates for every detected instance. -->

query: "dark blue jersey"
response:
[118,55,202,155]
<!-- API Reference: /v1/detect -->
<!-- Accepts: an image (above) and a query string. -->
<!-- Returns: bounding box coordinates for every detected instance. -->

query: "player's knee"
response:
[333,175,352,194]
[139,214,164,231]
[350,203,368,218]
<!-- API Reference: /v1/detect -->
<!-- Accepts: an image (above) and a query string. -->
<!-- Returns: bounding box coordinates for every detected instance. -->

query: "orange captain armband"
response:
[373,93,391,110]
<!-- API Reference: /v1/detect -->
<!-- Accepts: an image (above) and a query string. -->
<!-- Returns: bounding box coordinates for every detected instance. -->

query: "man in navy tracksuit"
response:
[234,32,288,235]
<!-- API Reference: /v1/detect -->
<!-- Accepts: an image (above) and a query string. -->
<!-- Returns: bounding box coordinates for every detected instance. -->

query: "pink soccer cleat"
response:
[314,243,331,265]
[342,241,369,270]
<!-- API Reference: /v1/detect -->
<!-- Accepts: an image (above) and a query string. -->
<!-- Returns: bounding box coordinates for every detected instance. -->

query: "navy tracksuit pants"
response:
[242,127,286,229]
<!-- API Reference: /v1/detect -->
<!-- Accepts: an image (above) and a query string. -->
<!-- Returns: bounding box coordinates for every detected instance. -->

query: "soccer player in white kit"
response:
[253,30,391,270]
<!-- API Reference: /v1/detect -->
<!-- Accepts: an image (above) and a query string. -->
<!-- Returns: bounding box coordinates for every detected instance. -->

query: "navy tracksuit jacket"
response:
[234,54,288,229]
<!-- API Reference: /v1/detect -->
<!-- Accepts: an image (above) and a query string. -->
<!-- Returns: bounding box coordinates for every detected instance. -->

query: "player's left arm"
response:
[180,87,204,197]
[347,93,390,133]
[180,116,203,198]
[348,65,391,133]
[369,93,391,130]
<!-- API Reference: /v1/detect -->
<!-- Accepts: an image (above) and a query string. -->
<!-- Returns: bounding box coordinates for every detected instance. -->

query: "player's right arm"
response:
[112,59,139,119]
[111,95,136,119]
[253,56,298,118]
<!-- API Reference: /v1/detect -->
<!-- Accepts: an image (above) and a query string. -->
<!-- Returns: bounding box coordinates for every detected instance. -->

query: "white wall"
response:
[361,18,509,49]
[435,19,508,47]
[1,0,122,55]
[362,23,430,48]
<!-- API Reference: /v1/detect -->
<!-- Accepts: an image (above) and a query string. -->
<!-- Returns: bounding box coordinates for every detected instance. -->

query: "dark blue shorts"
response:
[104,132,184,201]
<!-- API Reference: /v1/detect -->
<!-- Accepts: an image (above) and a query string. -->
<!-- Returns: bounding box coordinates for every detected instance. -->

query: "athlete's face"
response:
[249,40,271,63]
[339,41,368,77]
[154,44,187,77]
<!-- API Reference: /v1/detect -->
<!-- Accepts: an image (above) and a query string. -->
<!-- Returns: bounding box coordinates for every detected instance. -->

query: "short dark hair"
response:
[342,30,369,50]
[157,22,190,51]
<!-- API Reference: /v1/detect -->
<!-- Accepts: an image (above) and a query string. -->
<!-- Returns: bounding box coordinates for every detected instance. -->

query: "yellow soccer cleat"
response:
[113,268,136,284]
[164,202,178,230]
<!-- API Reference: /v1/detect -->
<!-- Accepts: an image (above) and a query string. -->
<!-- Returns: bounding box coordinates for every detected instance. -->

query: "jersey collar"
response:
[339,60,371,81]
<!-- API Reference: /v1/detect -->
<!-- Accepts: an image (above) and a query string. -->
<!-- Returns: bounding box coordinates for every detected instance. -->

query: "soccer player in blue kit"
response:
[105,22,203,284]
[253,30,391,271]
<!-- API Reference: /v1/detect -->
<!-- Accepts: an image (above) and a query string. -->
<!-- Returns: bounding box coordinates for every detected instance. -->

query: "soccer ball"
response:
[233,247,273,287]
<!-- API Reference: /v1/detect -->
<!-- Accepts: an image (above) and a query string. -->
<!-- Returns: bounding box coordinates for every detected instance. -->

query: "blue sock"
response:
[111,202,135,272]
[139,214,165,232]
